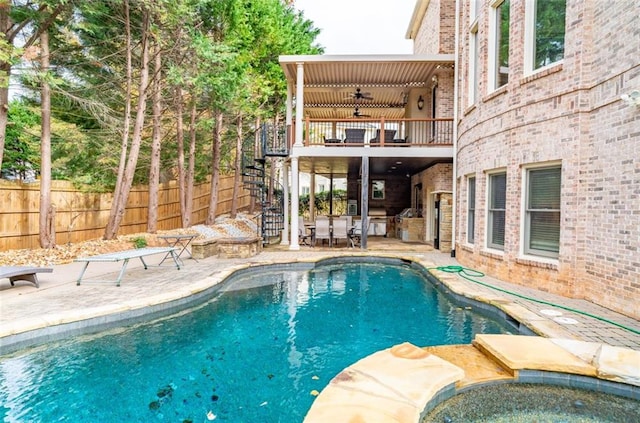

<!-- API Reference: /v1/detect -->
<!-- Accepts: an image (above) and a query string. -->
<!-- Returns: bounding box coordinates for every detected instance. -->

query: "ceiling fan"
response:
[353,107,371,118]
[344,88,373,101]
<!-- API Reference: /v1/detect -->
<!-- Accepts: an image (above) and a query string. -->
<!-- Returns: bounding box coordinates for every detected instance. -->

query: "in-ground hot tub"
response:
[422,382,639,422]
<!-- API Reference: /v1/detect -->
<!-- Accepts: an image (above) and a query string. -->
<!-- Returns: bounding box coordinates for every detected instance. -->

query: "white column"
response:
[294,62,304,147]
[309,172,316,219]
[280,161,290,245]
[290,157,300,250]
[360,157,369,249]
[286,83,293,147]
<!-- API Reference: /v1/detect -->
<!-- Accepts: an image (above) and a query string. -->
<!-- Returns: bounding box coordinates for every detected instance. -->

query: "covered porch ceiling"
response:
[304,155,448,179]
[279,54,455,119]
[279,54,456,179]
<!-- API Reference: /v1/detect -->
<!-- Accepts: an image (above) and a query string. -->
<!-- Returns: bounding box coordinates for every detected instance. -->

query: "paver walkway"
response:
[1,240,639,351]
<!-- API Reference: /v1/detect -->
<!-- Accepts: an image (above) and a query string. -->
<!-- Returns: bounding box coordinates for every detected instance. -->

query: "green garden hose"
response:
[430,265,640,336]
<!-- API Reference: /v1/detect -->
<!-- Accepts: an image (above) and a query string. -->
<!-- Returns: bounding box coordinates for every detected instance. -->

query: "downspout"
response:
[451,0,460,258]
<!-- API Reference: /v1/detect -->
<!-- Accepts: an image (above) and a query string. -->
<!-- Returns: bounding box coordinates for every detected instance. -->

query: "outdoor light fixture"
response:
[621,90,640,107]
[417,95,424,110]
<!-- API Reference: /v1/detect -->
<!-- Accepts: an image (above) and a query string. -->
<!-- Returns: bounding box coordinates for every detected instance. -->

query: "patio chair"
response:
[332,217,350,247]
[314,217,331,247]
[323,135,342,145]
[370,129,396,145]
[344,128,366,144]
[392,136,409,146]
[298,216,311,246]
[341,215,353,229]
[349,219,362,247]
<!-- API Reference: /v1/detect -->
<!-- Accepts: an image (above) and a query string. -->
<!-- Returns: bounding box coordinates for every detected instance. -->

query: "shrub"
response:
[132,236,147,249]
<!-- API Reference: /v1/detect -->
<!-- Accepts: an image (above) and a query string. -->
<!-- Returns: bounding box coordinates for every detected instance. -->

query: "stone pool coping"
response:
[303,335,640,422]
[1,253,638,421]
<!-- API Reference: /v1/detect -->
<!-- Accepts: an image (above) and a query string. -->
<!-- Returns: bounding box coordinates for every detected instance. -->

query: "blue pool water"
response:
[0,261,509,422]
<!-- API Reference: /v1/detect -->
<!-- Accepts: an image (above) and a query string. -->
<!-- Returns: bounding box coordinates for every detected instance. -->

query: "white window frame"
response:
[524,0,566,75]
[521,163,562,259]
[467,176,476,244]
[486,170,506,251]
[470,0,482,21]
[468,23,479,106]
[488,0,509,91]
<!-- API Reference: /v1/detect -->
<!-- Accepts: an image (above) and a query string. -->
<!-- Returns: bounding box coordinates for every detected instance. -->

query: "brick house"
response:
[408,0,639,319]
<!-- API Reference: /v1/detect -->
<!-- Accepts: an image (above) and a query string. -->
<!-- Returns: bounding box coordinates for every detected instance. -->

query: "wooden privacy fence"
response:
[0,176,251,251]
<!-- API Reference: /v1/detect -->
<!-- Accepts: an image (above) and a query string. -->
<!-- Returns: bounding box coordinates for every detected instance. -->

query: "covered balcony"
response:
[278,54,455,250]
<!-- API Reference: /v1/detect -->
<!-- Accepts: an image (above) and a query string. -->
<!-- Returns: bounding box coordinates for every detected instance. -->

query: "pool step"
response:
[423,344,514,388]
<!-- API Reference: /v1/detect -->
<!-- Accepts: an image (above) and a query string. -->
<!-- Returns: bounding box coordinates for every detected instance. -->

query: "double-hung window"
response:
[467,2,480,106]
[489,0,510,90]
[467,176,476,243]
[525,166,561,258]
[488,172,506,250]
[525,0,567,72]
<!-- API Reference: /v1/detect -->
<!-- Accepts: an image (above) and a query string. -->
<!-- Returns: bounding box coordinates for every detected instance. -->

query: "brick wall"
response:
[413,1,455,55]
[451,0,640,319]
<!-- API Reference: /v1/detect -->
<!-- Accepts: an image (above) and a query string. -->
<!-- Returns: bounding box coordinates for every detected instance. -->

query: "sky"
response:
[293,0,416,55]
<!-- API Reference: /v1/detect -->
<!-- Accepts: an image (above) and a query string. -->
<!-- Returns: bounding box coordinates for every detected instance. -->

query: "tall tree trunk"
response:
[0,61,9,171]
[104,6,151,239]
[231,114,243,218]
[175,87,186,227]
[104,0,132,239]
[39,29,54,248]
[147,38,162,233]
[0,3,10,169]
[0,2,64,170]
[185,98,197,227]
[206,110,223,224]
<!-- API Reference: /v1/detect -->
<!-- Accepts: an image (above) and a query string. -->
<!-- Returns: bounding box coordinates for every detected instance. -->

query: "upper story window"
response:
[471,0,483,22]
[524,166,561,258]
[468,25,479,106]
[467,176,476,243]
[489,0,510,90]
[525,0,567,72]
[487,172,506,250]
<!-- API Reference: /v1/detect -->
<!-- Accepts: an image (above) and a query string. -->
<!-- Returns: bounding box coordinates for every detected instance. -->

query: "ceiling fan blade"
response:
[348,88,374,101]
[353,107,371,118]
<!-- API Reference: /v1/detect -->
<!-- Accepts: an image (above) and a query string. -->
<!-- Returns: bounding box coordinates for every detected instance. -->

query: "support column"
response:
[329,174,334,215]
[290,157,300,250]
[360,157,369,249]
[286,83,293,148]
[310,172,316,219]
[280,161,290,245]
[294,62,304,147]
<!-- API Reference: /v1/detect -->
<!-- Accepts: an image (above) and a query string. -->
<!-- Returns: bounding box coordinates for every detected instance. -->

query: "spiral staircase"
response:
[242,122,288,245]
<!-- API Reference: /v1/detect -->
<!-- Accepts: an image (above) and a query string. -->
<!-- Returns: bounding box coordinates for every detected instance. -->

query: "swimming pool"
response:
[0,260,510,422]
